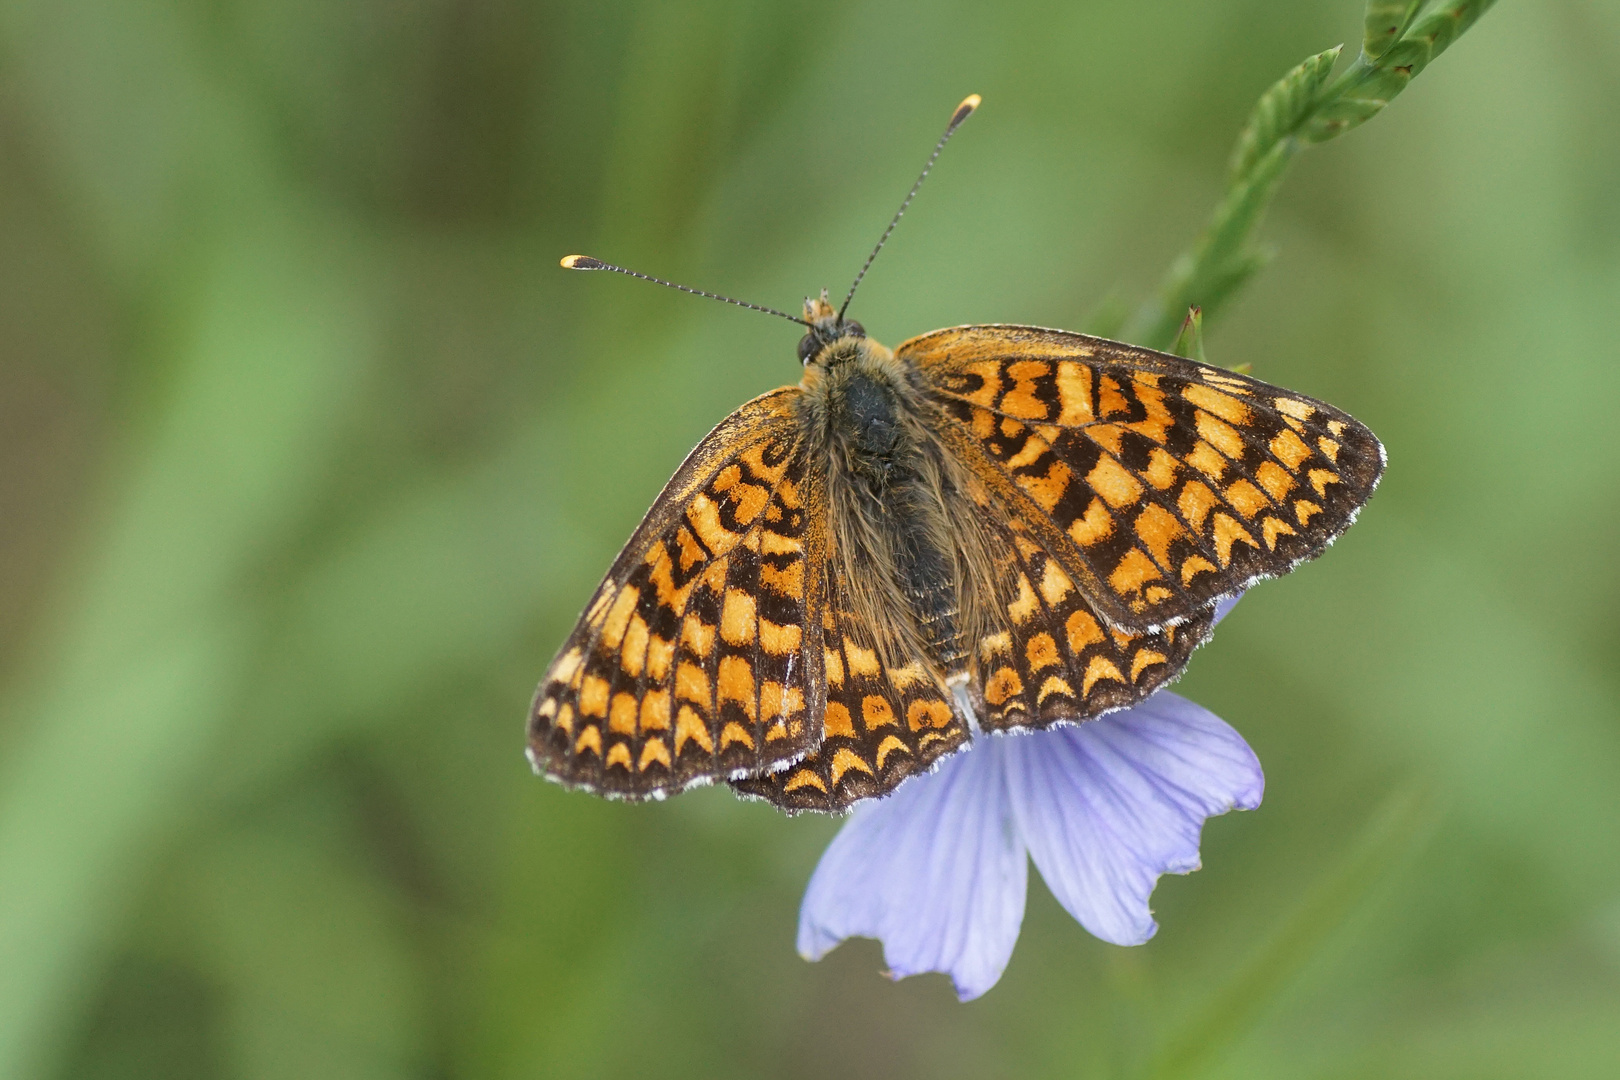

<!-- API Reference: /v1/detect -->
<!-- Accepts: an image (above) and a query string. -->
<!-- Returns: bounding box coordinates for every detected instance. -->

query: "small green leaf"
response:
[1363,0,1424,60]
[1305,0,1498,143]
[1171,306,1207,363]
[1229,45,1343,182]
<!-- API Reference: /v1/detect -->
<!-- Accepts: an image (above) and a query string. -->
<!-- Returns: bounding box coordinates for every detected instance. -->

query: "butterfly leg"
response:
[947,671,981,736]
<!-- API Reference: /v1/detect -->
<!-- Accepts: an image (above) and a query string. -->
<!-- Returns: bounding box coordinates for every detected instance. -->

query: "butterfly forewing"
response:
[900,325,1385,632]
[731,577,969,813]
[529,388,829,799]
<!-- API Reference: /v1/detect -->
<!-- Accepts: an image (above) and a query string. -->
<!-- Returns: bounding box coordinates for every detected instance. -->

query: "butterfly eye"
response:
[842,320,866,339]
[797,333,820,364]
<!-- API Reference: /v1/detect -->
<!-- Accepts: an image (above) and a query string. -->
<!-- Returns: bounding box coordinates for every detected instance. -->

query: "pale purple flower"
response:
[797,598,1260,1001]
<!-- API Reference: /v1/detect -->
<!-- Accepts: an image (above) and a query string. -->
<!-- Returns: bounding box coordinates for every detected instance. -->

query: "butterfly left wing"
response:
[529,388,829,800]
[899,325,1384,633]
[731,576,969,813]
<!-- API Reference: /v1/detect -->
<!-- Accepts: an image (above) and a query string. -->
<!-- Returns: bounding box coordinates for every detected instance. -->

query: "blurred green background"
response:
[2,1,1618,1077]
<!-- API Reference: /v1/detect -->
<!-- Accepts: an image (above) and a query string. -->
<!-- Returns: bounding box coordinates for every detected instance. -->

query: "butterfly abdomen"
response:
[880,460,969,671]
[802,344,979,680]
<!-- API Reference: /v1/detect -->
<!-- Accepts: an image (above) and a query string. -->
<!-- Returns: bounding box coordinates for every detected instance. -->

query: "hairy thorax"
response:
[795,337,1003,680]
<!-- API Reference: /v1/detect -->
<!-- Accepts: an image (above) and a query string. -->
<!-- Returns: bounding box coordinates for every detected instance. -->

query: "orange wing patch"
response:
[732,580,968,814]
[972,513,1215,731]
[529,389,829,800]
[899,325,1384,631]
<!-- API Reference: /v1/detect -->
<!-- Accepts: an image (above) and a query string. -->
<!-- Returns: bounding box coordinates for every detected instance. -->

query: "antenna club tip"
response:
[560,254,605,270]
[950,94,982,128]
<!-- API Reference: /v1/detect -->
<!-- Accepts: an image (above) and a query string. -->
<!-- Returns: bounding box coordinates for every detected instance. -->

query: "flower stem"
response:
[1124,0,1498,352]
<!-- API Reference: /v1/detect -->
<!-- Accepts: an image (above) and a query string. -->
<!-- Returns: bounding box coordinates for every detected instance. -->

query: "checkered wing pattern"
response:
[731,578,969,814]
[528,388,828,800]
[972,511,1216,732]
[900,325,1385,632]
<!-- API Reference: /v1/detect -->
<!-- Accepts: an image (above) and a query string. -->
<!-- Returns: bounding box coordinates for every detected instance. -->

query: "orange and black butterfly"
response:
[529,96,1383,813]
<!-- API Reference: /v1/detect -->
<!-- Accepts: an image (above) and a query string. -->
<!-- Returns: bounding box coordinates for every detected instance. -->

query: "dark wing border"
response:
[528,387,829,800]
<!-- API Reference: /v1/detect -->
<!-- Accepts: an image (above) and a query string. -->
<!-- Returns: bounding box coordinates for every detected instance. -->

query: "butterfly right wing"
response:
[899,325,1384,633]
[528,388,829,800]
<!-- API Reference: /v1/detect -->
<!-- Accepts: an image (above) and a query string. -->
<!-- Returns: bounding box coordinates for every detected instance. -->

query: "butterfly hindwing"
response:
[973,510,1216,731]
[731,577,969,813]
[529,388,828,799]
[899,325,1384,632]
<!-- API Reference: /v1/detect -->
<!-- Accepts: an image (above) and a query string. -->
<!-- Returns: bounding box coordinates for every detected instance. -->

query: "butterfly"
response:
[528,96,1384,814]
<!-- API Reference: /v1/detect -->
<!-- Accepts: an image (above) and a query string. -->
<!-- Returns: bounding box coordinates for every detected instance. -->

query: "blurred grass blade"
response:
[1143,784,1442,1080]
[0,219,372,1080]
[0,5,375,1076]
[0,622,246,1077]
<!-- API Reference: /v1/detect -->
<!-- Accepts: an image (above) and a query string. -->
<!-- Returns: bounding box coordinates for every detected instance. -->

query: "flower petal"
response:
[1002,692,1263,946]
[1212,591,1244,625]
[797,743,1027,1001]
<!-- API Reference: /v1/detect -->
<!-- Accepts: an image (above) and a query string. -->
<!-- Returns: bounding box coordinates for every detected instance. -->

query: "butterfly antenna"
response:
[839,93,981,322]
[560,255,810,327]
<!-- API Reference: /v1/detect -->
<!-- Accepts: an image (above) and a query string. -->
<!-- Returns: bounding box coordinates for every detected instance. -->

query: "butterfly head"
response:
[797,289,867,366]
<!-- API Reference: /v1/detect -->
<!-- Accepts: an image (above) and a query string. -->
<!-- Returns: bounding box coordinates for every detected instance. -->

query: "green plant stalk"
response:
[1125,0,1497,351]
